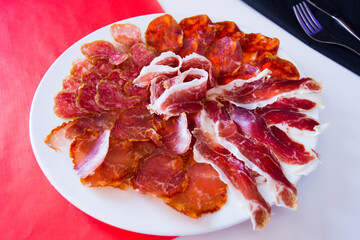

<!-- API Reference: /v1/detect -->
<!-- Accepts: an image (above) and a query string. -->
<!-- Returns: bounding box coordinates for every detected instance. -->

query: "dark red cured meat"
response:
[111,107,153,141]
[131,150,188,198]
[178,15,216,57]
[76,84,105,114]
[227,103,318,165]
[204,100,297,208]
[145,14,184,53]
[255,104,320,132]
[265,97,318,111]
[81,71,102,86]
[110,23,142,47]
[130,43,157,69]
[54,91,88,118]
[207,74,323,106]
[193,129,270,229]
[70,58,93,79]
[95,80,141,111]
[62,75,81,94]
[81,139,157,189]
[165,162,227,218]
[70,130,111,178]
[205,36,242,77]
[81,40,128,65]
[90,58,115,78]
[155,113,192,154]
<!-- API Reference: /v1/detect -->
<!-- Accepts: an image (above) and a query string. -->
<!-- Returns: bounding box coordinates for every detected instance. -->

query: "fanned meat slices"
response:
[227,103,319,165]
[207,69,323,109]
[45,14,326,227]
[203,100,298,208]
[193,129,271,229]
[81,40,128,65]
[145,14,184,53]
[165,162,227,218]
[131,150,188,198]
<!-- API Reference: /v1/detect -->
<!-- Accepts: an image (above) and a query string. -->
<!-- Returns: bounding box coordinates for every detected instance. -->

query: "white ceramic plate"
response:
[29,13,318,236]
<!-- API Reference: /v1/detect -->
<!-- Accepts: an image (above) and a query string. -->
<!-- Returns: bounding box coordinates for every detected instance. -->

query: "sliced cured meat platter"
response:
[29,13,326,236]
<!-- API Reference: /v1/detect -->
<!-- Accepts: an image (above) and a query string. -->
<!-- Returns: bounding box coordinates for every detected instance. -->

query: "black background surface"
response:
[242,0,360,75]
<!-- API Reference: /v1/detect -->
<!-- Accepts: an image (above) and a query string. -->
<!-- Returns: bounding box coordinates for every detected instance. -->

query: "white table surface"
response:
[158,0,360,239]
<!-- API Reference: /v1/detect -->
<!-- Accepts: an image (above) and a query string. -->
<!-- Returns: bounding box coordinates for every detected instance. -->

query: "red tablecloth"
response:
[0,1,177,239]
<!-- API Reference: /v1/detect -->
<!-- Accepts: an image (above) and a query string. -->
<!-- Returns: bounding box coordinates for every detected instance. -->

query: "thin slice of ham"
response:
[148,68,208,117]
[203,100,298,209]
[70,130,111,178]
[193,129,271,229]
[226,103,319,166]
[207,69,323,109]
[155,113,192,154]
[133,51,182,87]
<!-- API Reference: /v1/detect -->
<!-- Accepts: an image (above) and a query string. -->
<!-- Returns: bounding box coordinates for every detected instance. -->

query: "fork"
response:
[293,1,360,56]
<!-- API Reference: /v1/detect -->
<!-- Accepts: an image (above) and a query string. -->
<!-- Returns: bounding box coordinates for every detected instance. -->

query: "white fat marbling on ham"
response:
[148,68,208,117]
[207,69,323,109]
[133,51,182,87]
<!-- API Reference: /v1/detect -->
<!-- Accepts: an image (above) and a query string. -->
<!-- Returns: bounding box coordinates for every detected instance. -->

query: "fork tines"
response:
[293,1,322,35]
